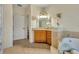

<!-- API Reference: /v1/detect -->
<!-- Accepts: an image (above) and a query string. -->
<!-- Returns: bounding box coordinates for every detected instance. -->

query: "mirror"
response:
[38,18,51,28]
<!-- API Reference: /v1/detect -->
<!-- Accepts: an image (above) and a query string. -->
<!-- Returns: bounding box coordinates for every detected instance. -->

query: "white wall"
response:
[31,5,40,28]
[3,4,13,48]
[29,5,41,43]
[0,5,2,39]
[48,5,79,32]
[62,12,79,32]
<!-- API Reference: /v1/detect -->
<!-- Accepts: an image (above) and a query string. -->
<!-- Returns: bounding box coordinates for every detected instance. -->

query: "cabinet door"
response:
[46,31,51,45]
[34,30,46,43]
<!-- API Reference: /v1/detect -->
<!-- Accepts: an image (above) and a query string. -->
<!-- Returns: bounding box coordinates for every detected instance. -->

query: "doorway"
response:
[13,4,29,48]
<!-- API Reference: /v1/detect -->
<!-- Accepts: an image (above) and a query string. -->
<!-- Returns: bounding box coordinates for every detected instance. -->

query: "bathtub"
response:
[59,37,79,54]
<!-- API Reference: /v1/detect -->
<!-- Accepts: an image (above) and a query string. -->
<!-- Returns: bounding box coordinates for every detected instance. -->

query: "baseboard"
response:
[13,38,27,40]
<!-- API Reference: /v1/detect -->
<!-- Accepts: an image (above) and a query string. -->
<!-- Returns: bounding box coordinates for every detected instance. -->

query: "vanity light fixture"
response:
[38,7,50,19]
[37,15,50,19]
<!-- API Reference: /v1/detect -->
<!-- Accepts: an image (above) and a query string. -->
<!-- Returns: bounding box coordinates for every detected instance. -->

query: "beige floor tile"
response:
[4,39,58,54]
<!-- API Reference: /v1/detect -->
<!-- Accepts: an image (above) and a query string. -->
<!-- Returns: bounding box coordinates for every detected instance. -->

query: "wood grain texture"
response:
[34,30,46,43]
[46,31,51,45]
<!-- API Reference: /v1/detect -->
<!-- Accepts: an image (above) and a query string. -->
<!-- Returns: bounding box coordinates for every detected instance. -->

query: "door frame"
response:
[13,7,28,42]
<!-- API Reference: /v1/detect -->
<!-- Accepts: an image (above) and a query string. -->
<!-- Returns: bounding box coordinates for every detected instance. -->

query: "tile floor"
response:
[4,39,58,54]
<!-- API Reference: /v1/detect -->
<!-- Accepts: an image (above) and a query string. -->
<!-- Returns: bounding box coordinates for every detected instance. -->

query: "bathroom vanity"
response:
[33,28,52,45]
[32,28,59,49]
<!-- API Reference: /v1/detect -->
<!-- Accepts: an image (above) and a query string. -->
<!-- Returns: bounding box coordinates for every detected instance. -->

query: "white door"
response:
[14,15,25,40]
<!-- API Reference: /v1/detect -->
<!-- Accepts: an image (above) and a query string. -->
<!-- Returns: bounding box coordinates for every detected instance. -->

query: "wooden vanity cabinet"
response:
[34,30,46,43]
[34,29,59,49]
[34,30,51,45]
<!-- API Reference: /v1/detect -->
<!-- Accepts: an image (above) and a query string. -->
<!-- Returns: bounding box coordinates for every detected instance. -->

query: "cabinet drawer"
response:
[47,32,51,34]
[46,31,51,45]
[47,34,51,36]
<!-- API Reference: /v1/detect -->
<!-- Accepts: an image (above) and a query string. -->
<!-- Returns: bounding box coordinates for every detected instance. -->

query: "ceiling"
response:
[18,4,51,9]
[16,4,29,8]
[15,4,79,9]
[34,4,51,8]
